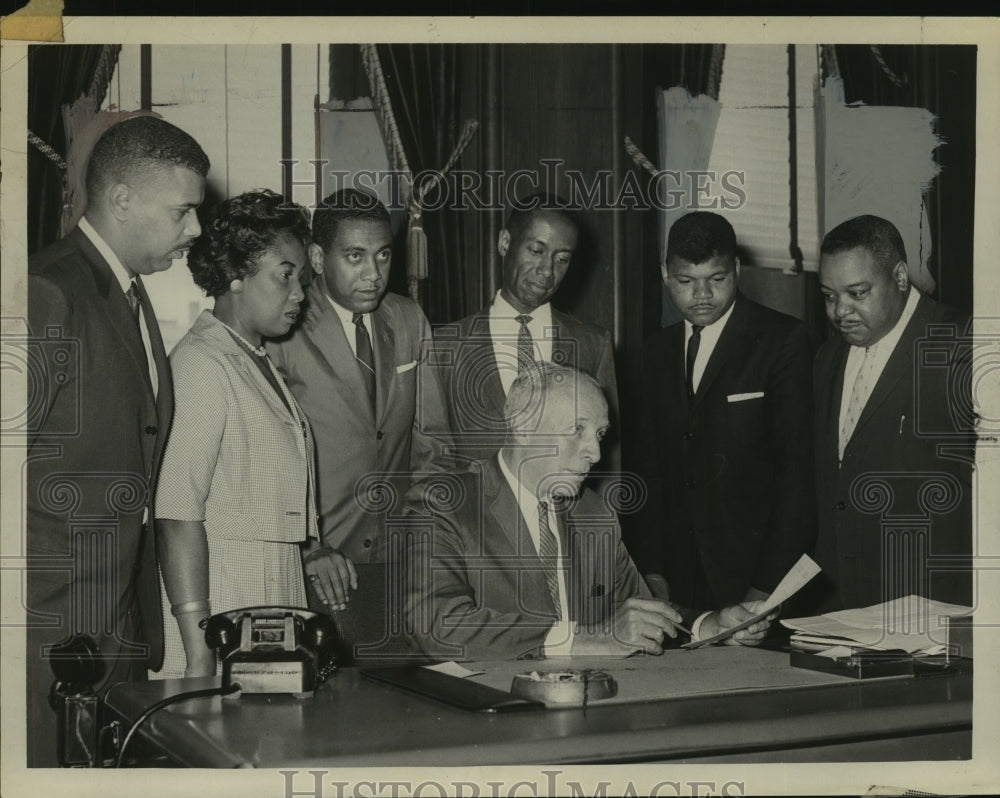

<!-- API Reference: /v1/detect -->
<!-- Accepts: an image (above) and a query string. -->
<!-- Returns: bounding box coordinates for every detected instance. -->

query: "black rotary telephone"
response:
[201,606,339,698]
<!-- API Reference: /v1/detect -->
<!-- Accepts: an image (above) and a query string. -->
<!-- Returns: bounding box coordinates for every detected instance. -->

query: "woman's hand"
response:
[303,546,358,610]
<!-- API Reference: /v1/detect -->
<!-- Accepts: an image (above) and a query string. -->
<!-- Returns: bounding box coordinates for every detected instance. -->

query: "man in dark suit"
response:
[432,195,619,469]
[629,211,815,612]
[268,189,452,612]
[26,116,208,765]
[404,363,775,661]
[811,215,973,611]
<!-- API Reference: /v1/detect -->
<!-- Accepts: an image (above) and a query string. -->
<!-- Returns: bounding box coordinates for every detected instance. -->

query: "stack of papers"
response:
[782,595,973,655]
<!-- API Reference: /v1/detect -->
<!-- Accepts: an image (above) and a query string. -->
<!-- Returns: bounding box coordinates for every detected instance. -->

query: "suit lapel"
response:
[821,339,849,460]
[692,295,748,405]
[485,459,552,611]
[468,312,506,423]
[853,294,930,438]
[549,311,574,369]
[74,229,155,405]
[664,322,689,418]
[372,301,395,425]
[305,283,374,422]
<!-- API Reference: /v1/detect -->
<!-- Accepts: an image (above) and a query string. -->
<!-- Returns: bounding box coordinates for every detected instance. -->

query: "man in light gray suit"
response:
[268,189,451,611]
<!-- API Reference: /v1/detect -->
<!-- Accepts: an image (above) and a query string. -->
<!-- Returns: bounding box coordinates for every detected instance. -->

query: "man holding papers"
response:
[403,363,775,661]
[812,215,974,612]
[629,211,815,612]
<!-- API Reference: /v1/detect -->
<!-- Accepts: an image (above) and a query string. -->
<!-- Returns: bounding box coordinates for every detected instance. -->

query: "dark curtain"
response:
[831,45,976,314]
[375,44,467,326]
[27,45,107,255]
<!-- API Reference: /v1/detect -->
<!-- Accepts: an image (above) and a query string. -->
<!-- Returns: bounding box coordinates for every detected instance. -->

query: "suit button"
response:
[689,528,697,536]
[376,430,384,440]
[685,479,697,488]
[363,539,372,548]
[683,432,694,441]
[145,425,157,435]
[836,501,846,511]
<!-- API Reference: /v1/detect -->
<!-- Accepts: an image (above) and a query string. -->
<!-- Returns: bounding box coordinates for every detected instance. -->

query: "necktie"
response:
[839,346,876,459]
[685,324,704,398]
[125,280,142,327]
[352,312,376,414]
[515,314,535,374]
[537,501,562,617]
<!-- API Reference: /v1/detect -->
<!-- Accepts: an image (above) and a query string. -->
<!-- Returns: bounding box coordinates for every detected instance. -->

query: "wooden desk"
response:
[105,648,971,767]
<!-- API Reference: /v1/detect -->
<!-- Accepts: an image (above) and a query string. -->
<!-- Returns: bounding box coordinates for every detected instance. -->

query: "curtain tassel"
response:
[406,202,429,302]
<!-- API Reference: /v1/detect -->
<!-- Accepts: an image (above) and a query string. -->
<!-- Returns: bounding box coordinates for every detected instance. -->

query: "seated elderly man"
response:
[403,362,774,661]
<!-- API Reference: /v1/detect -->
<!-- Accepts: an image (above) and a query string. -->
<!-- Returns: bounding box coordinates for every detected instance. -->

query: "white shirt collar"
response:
[855,286,921,357]
[324,292,369,326]
[491,290,553,328]
[684,296,736,338]
[78,216,133,293]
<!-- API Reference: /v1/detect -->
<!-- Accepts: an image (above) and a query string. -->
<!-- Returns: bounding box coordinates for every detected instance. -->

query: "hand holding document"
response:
[682,554,821,649]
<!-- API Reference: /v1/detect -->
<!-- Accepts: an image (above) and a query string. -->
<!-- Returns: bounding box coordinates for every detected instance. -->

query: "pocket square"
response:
[395,360,417,374]
[727,391,765,402]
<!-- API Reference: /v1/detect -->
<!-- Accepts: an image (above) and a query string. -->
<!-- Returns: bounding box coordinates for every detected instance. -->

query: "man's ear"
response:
[497,229,511,257]
[108,183,132,222]
[308,243,326,275]
[660,262,670,285]
[891,261,909,292]
[734,256,741,280]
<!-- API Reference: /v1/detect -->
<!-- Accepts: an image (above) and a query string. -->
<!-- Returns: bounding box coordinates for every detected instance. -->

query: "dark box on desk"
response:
[790,650,916,679]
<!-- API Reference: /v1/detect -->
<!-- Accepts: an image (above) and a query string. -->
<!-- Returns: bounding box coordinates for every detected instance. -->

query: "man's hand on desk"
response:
[570,597,684,656]
[303,545,358,610]
[700,600,779,646]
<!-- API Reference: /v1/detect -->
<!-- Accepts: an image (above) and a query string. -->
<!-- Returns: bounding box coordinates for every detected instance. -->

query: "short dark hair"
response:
[311,189,390,251]
[187,189,311,299]
[820,215,907,273]
[504,193,578,243]
[665,211,737,265]
[85,116,210,200]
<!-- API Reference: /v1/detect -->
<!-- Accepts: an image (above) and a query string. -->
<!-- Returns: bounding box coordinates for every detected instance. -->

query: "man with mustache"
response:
[267,189,452,616]
[404,363,774,661]
[811,214,973,611]
[629,211,815,617]
[433,194,620,470]
[26,115,208,765]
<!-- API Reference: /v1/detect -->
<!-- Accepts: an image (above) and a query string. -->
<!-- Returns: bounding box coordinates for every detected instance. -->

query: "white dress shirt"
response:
[497,451,575,654]
[837,287,920,449]
[326,293,374,362]
[684,299,737,393]
[489,290,555,395]
[78,216,158,397]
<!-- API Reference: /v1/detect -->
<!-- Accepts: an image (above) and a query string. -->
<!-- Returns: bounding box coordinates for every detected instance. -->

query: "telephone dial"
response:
[201,606,339,698]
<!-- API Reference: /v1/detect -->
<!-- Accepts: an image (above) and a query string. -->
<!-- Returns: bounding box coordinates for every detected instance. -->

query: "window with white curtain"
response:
[705,44,821,272]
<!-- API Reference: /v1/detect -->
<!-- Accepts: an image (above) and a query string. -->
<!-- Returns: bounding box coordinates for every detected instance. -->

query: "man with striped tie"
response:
[403,363,773,661]
[268,189,452,614]
[432,195,620,470]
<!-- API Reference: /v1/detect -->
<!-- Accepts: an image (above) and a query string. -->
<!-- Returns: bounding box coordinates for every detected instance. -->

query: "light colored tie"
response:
[537,501,562,617]
[839,346,876,459]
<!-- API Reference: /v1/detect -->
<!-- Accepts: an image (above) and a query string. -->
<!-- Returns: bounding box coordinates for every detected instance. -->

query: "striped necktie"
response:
[353,312,376,414]
[537,501,562,617]
[516,314,535,374]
